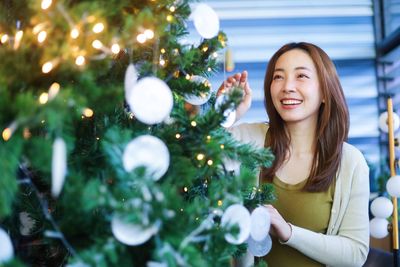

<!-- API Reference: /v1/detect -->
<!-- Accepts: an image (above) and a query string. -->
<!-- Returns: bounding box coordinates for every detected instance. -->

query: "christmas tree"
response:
[0,1,274,266]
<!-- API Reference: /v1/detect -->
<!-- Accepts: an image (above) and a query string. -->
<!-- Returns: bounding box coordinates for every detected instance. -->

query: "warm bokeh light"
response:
[1,34,8,44]
[196,153,205,160]
[159,59,166,66]
[92,40,103,49]
[191,121,197,127]
[75,55,85,66]
[136,33,146,43]
[92,23,104,33]
[38,31,47,43]
[2,128,12,141]
[111,43,120,54]
[166,15,173,22]
[42,61,54,73]
[83,108,94,117]
[160,48,166,54]
[14,30,23,49]
[207,160,213,166]
[70,28,79,39]
[144,29,154,39]
[48,82,60,99]
[169,6,176,12]
[41,0,52,10]
[175,133,181,139]
[39,92,49,104]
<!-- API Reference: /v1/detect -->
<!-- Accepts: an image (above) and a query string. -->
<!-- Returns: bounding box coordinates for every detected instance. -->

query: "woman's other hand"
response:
[264,204,292,242]
[217,70,252,122]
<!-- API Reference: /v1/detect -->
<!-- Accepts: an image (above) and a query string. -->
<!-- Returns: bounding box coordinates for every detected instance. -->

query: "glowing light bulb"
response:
[220,144,224,149]
[166,15,173,22]
[92,40,103,49]
[144,29,154,39]
[70,28,79,39]
[169,6,176,12]
[1,34,8,44]
[37,31,47,43]
[185,74,191,80]
[42,61,54,73]
[197,153,205,160]
[111,43,120,54]
[212,52,218,58]
[75,55,85,66]
[2,128,12,141]
[217,200,223,206]
[160,48,166,54]
[207,67,212,72]
[202,46,208,52]
[14,30,23,49]
[159,59,166,66]
[183,187,188,192]
[136,33,146,43]
[41,0,52,10]
[191,121,197,127]
[48,82,60,99]
[83,108,94,117]
[39,92,49,104]
[207,160,213,166]
[93,23,104,33]
[175,133,181,139]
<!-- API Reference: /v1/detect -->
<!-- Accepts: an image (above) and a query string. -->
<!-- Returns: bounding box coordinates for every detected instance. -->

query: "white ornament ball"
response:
[250,206,271,242]
[215,95,236,128]
[386,175,400,197]
[0,228,14,263]
[184,75,212,105]
[123,135,170,181]
[378,111,400,133]
[221,204,251,244]
[127,77,173,125]
[51,137,67,198]
[370,197,393,218]
[369,217,389,239]
[111,215,159,246]
[247,234,272,257]
[192,3,220,39]
[124,64,138,100]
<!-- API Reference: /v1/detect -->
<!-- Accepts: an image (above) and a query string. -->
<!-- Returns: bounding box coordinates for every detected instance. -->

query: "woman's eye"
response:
[298,73,309,79]
[273,75,283,80]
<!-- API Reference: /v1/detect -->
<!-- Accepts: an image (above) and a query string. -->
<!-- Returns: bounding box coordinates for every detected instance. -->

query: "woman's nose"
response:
[282,79,296,93]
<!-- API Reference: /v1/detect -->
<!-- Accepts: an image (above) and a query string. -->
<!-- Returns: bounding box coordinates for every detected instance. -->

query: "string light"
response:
[42,61,54,73]
[75,55,85,66]
[96,137,100,140]
[92,40,103,49]
[191,121,197,127]
[37,31,47,43]
[185,74,191,80]
[14,30,23,50]
[202,46,208,52]
[2,128,12,141]
[207,160,213,166]
[175,133,181,139]
[136,33,146,43]
[207,67,212,72]
[111,43,120,54]
[41,0,52,10]
[160,48,166,54]
[220,144,224,149]
[48,82,60,100]
[1,34,8,44]
[212,52,218,58]
[166,15,174,22]
[39,92,49,104]
[217,200,223,206]
[92,23,104,33]
[83,108,94,117]
[183,187,188,192]
[144,29,154,39]
[169,6,176,12]
[159,59,166,66]
[206,135,211,140]
[70,28,79,39]
[197,153,205,160]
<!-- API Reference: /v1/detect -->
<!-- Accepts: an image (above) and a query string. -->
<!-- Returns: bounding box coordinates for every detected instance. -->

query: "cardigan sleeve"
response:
[282,157,370,267]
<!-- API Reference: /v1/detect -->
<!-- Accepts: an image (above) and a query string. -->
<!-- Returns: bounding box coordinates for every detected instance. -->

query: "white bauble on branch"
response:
[250,206,271,242]
[127,77,173,125]
[192,4,220,39]
[124,64,138,100]
[184,75,212,105]
[386,175,400,197]
[247,234,272,257]
[370,197,393,219]
[215,95,236,128]
[221,204,251,245]
[378,111,400,133]
[369,217,389,239]
[0,228,14,263]
[122,135,170,181]
[51,137,67,198]
[111,215,159,246]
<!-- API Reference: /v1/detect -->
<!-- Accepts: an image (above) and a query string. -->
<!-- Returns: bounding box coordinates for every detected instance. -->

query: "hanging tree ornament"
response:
[111,214,160,246]
[184,75,212,105]
[192,3,220,39]
[386,175,400,197]
[221,204,251,244]
[122,135,170,181]
[369,217,389,239]
[378,111,400,133]
[250,206,271,241]
[126,77,173,125]
[247,234,272,257]
[370,197,393,219]
[124,63,138,100]
[51,137,67,198]
[0,228,14,263]
[215,94,236,128]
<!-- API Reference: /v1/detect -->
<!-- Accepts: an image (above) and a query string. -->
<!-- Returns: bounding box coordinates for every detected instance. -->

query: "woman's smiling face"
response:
[270,48,323,126]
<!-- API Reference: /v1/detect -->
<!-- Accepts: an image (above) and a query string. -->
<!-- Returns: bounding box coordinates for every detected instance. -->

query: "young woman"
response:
[223,42,370,267]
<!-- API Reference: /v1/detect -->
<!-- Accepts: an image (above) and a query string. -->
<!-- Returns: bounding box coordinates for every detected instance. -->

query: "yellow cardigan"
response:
[230,123,370,267]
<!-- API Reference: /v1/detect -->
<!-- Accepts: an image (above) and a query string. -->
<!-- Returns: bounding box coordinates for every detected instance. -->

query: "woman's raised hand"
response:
[217,70,252,122]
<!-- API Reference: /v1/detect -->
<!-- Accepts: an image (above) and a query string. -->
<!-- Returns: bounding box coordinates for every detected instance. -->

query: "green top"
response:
[262,176,335,267]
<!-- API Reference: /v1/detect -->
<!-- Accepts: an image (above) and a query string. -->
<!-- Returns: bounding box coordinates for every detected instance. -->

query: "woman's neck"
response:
[285,120,317,156]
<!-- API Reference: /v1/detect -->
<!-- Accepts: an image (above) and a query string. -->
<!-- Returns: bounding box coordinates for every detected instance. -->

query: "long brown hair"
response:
[261,42,349,192]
